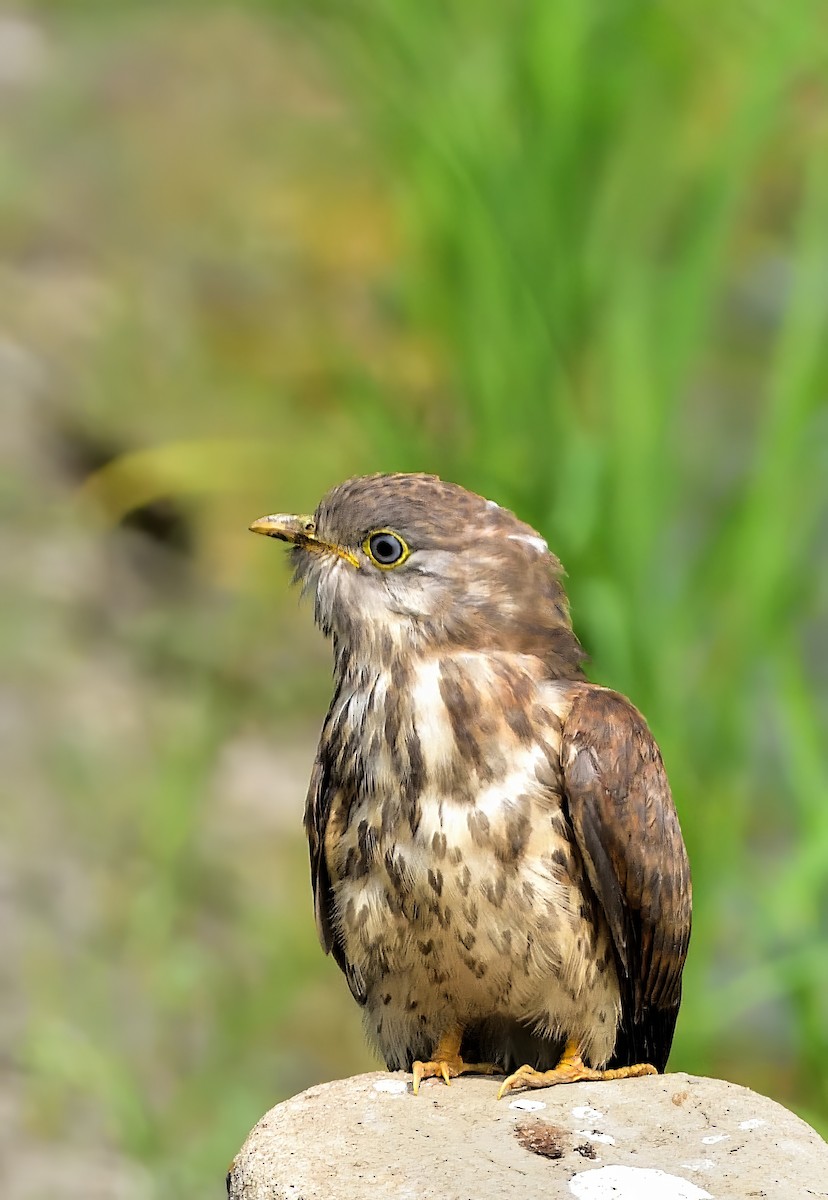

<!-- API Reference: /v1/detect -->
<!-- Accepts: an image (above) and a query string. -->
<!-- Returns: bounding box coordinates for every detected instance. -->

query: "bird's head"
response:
[250,473,584,677]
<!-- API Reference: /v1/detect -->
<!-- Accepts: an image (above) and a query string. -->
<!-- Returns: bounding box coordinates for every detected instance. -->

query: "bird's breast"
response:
[324,654,595,1002]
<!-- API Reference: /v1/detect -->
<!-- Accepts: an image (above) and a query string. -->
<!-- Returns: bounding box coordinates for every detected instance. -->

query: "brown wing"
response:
[561,686,692,1071]
[304,749,336,955]
[304,728,367,1006]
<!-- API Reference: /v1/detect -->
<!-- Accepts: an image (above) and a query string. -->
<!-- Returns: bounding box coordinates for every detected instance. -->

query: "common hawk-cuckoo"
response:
[250,473,691,1096]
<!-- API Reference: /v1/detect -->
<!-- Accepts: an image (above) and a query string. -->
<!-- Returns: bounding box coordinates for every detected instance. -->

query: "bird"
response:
[249,473,691,1097]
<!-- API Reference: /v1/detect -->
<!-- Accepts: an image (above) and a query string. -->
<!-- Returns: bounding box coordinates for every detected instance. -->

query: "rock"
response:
[227,1071,828,1200]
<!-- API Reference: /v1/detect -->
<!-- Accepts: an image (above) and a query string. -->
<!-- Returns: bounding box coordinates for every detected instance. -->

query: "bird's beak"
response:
[248,513,360,568]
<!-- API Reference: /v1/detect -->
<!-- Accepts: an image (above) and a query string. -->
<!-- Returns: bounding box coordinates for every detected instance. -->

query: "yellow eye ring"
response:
[363,529,411,569]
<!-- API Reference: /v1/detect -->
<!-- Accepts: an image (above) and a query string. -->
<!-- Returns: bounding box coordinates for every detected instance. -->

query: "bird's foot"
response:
[496,1040,656,1100]
[412,1054,501,1095]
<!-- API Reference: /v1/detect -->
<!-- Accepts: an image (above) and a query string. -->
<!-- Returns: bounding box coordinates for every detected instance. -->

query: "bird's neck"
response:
[330,636,552,703]
[330,611,427,686]
[330,621,584,691]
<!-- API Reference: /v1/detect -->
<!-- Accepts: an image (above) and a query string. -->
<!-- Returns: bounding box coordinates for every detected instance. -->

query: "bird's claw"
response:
[412,1058,454,1094]
[497,1047,658,1099]
[412,1055,501,1094]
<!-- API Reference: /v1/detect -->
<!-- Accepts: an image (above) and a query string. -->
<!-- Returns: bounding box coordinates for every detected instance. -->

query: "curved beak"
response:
[248,513,359,568]
[249,513,315,542]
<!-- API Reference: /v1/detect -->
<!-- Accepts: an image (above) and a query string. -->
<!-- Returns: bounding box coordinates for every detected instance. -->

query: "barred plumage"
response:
[251,473,691,1094]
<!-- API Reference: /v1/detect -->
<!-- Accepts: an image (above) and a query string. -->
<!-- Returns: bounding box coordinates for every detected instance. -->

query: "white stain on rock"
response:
[571,1106,604,1122]
[372,1079,408,1095]
[681,1160,715,1172]
[577,1130,616,1145]
[701,1133,730,1145]
[739,1118,766,1130]
[569,1165,712,1200]
[509,1098,546,1112]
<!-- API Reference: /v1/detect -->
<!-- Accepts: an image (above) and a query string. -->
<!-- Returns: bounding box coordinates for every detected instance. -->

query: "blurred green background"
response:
[2,1,827,1196]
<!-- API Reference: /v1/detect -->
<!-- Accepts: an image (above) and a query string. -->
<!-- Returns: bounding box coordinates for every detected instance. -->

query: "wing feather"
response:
[303,728,367,1006]
[304,750,336,955]
[562,686,692,1071]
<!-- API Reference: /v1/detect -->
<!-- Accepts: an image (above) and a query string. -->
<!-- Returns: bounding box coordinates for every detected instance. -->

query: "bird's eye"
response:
[364,529,410,569]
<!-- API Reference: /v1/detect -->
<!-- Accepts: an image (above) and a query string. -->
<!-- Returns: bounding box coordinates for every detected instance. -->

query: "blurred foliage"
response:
[2,1,827,1197]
